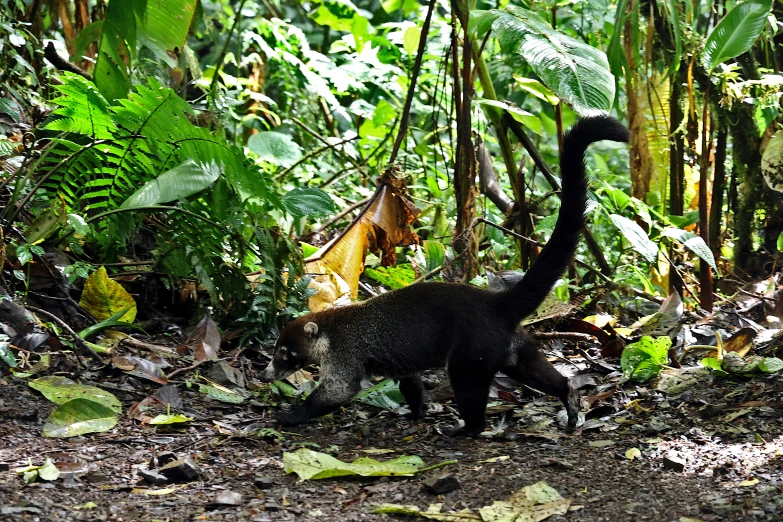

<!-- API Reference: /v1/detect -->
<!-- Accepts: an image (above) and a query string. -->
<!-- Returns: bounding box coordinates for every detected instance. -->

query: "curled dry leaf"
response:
[305,173,419,311]
[187,313,220,361]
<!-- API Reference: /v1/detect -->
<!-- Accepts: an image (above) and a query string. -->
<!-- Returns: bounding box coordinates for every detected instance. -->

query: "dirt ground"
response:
[1,369,782,522]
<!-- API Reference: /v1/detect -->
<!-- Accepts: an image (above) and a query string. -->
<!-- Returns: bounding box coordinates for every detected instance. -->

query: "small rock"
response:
[139,468,169,485]
[159,456,201,483]
[662,455,686,472]
[263,501,279,512]
[82,472,110,484]
[150,451,177,469]
[539,458,573,469]
[422,473,460,495]
[214,490,242,506]
[254,476,275,490]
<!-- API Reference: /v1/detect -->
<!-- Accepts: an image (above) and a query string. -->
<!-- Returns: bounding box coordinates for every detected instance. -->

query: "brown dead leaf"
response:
[112,356,168,385]
[188,313,220,361]
[305,173,419,311]
[723,328,756,358]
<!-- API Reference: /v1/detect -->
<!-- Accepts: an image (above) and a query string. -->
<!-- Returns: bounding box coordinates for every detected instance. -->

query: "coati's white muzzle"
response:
[260,361,293,382]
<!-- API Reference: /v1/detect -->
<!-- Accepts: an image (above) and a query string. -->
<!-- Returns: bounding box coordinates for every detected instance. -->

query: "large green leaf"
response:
[621,336,671,382]
[471,7,615,115]
[42,399,119,438]
[281,187,335,218]
[284,448,426,480]
[120,160,220,209]
[29,376,123,413]
[356,379,405,410]
[609,214,658,263]
[702,0,772,72]
[137,0,198,67]
[247,131,303,168]
[474,99,542,135]
[661,228,717,271]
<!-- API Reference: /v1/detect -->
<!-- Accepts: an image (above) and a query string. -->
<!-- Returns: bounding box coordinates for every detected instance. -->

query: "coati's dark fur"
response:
[260,116,629,435]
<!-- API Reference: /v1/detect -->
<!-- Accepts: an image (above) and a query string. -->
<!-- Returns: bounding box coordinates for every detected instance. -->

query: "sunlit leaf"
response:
[248,131,302,167]
[29,375,122,413]
[42,399,118,438]
[620,336,671,382]
[149,413,194,425]
[471,7,615,115]
[120,160,220,209]
[79,266,137,322]
[661,228,717,271]
[610,214,658,263]
[284,448,427,480]
[474,99,542,135]
[702,0,772,72]
[305,175,419,310]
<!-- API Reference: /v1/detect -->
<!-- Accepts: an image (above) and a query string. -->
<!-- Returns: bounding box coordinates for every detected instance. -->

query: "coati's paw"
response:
[404,405,427,421]
[443,424,484,438]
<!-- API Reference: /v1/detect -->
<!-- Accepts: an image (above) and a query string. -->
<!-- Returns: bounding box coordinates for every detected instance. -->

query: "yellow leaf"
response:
[625,448,642,460]
[79,267,137,322]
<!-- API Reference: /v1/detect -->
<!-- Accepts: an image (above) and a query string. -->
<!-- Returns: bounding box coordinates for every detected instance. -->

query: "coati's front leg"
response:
[398,375,426,420]
[278,373,362,426]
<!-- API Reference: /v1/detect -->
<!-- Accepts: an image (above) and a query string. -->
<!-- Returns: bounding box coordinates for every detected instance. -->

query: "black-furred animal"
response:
[260,116,629,435]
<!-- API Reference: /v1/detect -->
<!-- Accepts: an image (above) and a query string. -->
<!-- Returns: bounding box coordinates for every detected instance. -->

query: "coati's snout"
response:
[259,320,319,382]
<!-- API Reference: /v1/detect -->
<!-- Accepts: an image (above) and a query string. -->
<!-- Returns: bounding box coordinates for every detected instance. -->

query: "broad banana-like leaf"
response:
[639,73,671,213]
[471,7,615,115]
[305,174,419,311]
[702,0,772,73]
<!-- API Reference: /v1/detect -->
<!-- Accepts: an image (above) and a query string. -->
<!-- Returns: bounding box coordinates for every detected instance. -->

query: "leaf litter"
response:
[3,270,783,519]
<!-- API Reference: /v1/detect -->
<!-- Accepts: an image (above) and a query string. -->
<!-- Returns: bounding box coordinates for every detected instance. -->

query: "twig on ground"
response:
[24,305,104,364]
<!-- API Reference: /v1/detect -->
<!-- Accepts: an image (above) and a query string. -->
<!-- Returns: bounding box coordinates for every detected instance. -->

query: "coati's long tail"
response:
[495,116,629,327]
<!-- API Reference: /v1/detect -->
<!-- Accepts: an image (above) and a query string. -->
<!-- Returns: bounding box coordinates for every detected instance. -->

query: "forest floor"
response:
[1,361,782,522]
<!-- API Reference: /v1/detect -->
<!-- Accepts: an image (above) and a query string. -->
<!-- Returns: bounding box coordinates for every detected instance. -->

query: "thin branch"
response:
[292,117,363,171]
[24,306,104,364]
[43,42,92,80]
[274,135,359,181]
[312,197,371,232]
[387,0,437,166]
[209,0,248,95]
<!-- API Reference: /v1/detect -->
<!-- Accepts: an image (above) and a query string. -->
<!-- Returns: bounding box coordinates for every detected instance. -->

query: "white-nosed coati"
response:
[260,116,629,435]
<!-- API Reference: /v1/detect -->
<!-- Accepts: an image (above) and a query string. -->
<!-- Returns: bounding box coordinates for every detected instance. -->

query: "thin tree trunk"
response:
[709,129,727,252]
[698,84,713,311]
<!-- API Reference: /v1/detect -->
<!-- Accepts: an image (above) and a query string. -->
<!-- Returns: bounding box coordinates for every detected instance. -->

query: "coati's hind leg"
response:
[448,348,497,437]
[503,332,579,429]
[398,375,426,420]
[278,372,362,426]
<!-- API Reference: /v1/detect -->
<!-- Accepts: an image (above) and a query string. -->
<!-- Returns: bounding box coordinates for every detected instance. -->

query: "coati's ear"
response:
[304,322,319,337]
